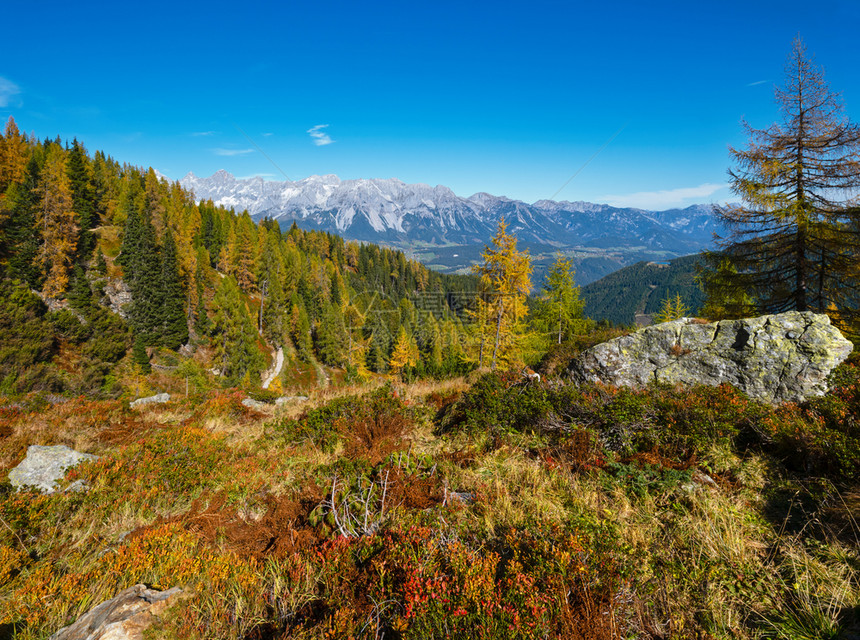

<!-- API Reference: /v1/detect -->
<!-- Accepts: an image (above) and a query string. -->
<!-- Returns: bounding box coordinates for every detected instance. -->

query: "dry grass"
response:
[4,372,859,640]
[443,444,572,530]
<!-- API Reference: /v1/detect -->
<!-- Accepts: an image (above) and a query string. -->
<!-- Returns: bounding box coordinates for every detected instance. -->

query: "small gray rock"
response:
[8,445,98,493]
[241,397,268,411]
[129,393,170,409]
[275,395,309,406]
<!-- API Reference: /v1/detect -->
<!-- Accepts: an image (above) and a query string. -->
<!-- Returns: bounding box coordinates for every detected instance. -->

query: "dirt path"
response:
[312,359,330,388]
[262,347,284,389]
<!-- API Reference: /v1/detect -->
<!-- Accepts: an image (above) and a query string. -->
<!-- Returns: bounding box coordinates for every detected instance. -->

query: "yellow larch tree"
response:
[472,219,532,370]
[231,212,258,292]
[388,326,418,379]
[0,116,29,194]
[38,145,79,298]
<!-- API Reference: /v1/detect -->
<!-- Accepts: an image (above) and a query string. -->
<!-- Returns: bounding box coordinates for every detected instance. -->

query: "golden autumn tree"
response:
[472,219,532,370]
[231,212,258,292]
[388,326,418,379]
[703,37,860,323]
[0,116,29,194]
[37,145,78,298]
[654,293,690,323]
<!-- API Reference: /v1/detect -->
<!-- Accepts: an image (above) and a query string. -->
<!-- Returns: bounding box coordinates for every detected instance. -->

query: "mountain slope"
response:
[581,253,706,326]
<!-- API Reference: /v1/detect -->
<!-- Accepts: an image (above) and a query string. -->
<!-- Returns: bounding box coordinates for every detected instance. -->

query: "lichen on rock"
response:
[568,311,853,404]
[8,445,99,494]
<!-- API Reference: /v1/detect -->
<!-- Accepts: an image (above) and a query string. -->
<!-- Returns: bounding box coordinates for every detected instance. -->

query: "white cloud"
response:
[0,77,22,107]
[262,132,273,137]
[746,80,768,87]
[191,130,216,136]
[598,183,729,210]
[213,148,255,156]
[307,124,334,146]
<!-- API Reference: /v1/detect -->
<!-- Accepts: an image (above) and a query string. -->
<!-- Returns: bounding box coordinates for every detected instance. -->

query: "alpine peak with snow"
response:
[180,171,720,253]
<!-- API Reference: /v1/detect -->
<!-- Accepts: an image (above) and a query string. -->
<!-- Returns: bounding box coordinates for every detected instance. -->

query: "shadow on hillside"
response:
[0,622,25,640]
[760,480,860,639]
[838,606,860,640]
[761,479,860,548]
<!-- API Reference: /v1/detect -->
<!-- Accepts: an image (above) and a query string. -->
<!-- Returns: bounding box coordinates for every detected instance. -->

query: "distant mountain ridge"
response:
[180,171,723,254]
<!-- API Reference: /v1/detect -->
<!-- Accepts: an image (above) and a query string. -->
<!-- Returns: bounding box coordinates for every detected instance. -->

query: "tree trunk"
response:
[558,306,563,345]
[491,296,503,370]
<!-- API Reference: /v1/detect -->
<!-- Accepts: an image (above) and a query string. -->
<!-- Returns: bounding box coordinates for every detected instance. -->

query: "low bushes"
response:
[1,371,859,639]
[440,370,860,480]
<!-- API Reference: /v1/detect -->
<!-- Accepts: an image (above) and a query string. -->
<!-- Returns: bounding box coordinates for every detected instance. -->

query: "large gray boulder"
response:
[8,445,98,493]
[49,584,183,640]
[568,311,853,404]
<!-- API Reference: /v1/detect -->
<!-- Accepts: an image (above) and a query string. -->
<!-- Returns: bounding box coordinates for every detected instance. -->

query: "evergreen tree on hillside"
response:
[143,168,167,238]
[289,296,313,361]
[120,196,163,342]
[68,265,93,311]
[66,139,96,260]
[258,231,287,345]
[160,229,188,349]
[231,212,258,291]
[132,334,151,374]
[0,280,56,393]
[213,277,264,385]
[534,255,588,344]
[1,158,42,286]
[315,302,348,366]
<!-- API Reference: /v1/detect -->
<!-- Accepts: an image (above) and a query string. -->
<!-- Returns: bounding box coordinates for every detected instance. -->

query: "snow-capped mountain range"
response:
[180,170,722,254]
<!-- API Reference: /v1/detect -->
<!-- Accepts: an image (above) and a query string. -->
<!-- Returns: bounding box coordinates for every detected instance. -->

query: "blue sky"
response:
[3,0,859,209]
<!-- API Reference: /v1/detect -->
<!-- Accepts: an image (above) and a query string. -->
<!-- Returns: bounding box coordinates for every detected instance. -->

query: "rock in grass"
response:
[8,445,98,493]
[568,311,852,404]
[129,393,170,409]
[241,397,269,411]
[49,584,183,640]
[275,395,309,405]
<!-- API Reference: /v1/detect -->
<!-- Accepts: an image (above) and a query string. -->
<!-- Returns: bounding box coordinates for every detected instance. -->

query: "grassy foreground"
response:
[0,369,858,639]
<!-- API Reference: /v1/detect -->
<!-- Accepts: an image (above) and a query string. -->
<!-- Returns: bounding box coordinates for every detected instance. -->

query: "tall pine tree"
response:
[160,229,188,349]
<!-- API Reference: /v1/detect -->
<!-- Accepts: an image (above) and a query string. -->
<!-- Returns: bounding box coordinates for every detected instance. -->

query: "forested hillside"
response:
[0,118,479,395]
[581,254,706,326]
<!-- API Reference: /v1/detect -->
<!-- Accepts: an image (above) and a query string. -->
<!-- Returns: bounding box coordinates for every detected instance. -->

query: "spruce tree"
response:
[314,302,348,366]
[120,196,163,343]
[535,255,587,344]
[1,166,42,287]
[68,265,93,311]
[66,139,96,260]
[159,229,188,349]
[289,296,313,361]
[132,334,151,374]
[213,277,264,385]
